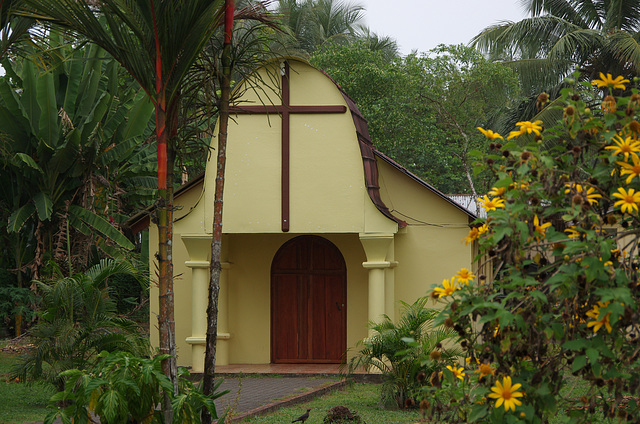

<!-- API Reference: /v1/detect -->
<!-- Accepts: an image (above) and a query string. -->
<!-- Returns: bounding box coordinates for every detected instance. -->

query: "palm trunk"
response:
[150,2,177,420]
[202,2,234,423]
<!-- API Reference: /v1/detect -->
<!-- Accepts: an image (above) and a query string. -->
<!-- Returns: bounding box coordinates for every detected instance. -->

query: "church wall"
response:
[375,160,473,319]
[146,58,474,367]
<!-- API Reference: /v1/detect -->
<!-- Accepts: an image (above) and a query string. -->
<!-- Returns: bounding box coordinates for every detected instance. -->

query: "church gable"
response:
[200,59,398,234]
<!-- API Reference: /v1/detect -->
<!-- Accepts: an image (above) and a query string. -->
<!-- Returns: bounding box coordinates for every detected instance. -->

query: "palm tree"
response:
[347,298,460,408]
[353,25,398,61]
[277,0,365,53]
[471,0,640,121]
[0,0,33,59]
[15,259,148,392]
[20,0,229,397]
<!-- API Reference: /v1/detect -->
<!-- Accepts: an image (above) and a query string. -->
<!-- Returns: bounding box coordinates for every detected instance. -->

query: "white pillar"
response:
[359,233,395,336]
[184,258,208,371]
[181,234,231,371]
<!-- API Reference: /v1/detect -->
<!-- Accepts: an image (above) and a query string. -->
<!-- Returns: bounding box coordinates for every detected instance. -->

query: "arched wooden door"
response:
[271,236,347,363]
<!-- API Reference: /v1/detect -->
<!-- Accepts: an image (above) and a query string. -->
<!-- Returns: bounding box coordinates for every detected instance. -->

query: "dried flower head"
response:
[602,95,617,114]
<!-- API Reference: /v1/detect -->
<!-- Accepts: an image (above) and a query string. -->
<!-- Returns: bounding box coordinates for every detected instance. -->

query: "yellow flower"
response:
[564,184,602,205]
[476,363,495,380]
[507,120,543,139]
[433,279,457,298]
[612,187,640,214]
[564,226,580,238]
[463,224,489,245]
[446,365,465,380]
[605,135,640,162]
[488,186,506,197]
[533,215,552,239]
[478,195,505,211]
[617,156,640,183]
[586,301,612,333]
[488,376,524,412]
[477,127,504,140]
[455,268,476,285]
[591,72,630,90]
[466,356,480,365]
[463,227,481,245]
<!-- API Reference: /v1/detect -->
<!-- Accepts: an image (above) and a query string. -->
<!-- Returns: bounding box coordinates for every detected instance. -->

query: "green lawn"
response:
[0,349,56,424]
[234,382,422,424]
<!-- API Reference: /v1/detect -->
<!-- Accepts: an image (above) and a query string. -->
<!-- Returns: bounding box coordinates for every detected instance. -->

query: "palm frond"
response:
[607,30,640,74]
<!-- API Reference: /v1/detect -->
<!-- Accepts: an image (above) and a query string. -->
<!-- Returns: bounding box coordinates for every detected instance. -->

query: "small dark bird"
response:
[291,408,311,423]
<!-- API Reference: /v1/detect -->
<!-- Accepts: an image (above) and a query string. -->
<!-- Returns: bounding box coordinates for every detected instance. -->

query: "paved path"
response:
[213,375,346,422]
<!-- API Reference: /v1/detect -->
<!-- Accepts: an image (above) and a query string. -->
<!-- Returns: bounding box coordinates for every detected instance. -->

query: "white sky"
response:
[362,0,529,55]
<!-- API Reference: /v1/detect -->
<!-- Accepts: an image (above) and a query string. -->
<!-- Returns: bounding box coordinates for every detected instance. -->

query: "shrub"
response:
[44,351,227,424]
[424,73,640,422]
[346,298,460,408]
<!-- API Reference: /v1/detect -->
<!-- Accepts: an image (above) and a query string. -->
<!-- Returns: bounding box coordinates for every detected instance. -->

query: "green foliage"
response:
[472,0,640,124]
[0,285,34,336]
[44,351,228,424]
[427,75,640,422]
[346,298,460,409]
[106,268,148,315]
[0,36,156,276]
[14,259,149,390]
[311,42,520,194]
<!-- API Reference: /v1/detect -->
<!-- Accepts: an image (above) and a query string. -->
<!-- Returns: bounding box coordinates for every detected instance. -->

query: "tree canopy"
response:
[311,42,521,194]
[472,0,640,121]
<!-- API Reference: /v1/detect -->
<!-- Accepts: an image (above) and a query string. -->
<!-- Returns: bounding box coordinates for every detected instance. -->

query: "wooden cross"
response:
[230,60,347,232]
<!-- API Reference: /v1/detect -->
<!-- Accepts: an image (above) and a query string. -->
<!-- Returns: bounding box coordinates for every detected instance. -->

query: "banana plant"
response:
[0,36,155,277]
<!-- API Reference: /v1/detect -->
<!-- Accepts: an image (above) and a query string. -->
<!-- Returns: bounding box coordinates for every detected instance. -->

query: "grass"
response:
[235,382,421,424]
[0,348,56,424]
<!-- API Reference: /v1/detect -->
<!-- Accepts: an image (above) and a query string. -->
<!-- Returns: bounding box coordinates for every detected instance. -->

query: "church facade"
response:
[141,58,477,371]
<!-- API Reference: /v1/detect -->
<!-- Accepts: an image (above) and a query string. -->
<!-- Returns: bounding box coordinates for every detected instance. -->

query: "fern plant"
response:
[14,259,148,391]
[346,297,461,408]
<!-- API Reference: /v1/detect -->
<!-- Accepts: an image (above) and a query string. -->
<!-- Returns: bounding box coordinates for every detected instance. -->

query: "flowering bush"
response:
[422,73,640,423]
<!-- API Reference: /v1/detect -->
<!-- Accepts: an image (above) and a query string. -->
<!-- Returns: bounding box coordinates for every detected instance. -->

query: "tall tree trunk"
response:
[156,95,177,423]
[202,2,233,423]
[150,2,177,420]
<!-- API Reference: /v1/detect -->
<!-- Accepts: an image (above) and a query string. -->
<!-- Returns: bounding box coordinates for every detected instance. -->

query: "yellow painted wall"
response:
[150,229,372,366]
[376,159,473,320]
[199,59,396,235]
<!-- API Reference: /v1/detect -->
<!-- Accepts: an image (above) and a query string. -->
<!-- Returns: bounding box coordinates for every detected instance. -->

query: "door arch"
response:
[271,235,347,363]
